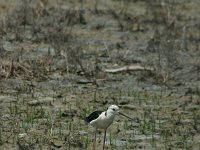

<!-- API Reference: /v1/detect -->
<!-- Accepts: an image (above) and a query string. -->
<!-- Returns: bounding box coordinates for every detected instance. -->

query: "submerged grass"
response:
[0,84,200,149]
[0,0,199,149]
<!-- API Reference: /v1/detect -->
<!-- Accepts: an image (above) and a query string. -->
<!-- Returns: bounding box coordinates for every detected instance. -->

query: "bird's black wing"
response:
[85,111,103,123]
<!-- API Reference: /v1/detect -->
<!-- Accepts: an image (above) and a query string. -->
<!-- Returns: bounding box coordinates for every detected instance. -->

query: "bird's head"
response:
[107,105,119,115]
[107,105,134,120]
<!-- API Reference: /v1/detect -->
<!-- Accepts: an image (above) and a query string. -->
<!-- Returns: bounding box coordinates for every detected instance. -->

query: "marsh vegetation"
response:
[0,0,200,149]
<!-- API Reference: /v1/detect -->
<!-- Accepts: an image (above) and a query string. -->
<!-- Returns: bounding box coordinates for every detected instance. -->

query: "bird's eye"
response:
[112,108,115,111]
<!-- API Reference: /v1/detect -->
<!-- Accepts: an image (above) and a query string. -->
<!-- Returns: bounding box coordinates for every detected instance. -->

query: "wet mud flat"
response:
[0,0,200,149]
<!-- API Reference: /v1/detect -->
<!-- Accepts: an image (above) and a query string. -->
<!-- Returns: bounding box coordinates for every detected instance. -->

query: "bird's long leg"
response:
[102,129,107,150]
[93,129,97,150]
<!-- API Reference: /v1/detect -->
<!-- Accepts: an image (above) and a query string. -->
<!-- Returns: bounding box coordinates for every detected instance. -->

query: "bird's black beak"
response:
[119,112,134,120]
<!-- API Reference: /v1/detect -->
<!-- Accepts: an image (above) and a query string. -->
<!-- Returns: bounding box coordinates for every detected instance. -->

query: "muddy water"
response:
[0,0,200,149]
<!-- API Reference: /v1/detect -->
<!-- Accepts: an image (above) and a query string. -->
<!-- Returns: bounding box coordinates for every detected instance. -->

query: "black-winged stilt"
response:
[85,105,133,150]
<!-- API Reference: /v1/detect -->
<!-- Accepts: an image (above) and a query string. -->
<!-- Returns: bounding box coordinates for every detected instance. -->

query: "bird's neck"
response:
[106,110,115,118]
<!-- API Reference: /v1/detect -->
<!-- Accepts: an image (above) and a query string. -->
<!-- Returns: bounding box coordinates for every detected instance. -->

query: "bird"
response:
[85,105,133,150]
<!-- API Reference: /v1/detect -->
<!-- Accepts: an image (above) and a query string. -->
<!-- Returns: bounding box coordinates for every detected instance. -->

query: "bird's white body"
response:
[90,111,115,129]
[86,105,119,129]
[86,105,119,130]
